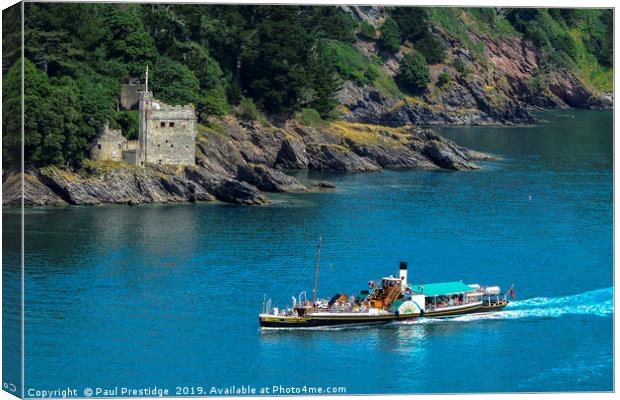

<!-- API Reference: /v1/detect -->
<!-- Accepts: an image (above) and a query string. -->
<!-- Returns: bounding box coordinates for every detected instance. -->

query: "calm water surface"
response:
[4,110,613,394]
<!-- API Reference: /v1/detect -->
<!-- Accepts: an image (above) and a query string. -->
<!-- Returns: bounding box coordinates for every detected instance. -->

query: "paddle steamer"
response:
[259,241,512,329]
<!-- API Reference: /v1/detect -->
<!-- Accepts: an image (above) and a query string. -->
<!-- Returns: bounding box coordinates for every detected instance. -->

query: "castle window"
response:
[97,144,101,150]
[160,122,166,128]
[157,144,160,148]
[118,144,122,149]
[169,122,175,128]
[171,144,174,148]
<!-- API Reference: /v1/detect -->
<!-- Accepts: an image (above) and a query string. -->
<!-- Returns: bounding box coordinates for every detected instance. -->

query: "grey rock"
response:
[315,181,336,189]
[184,166,269,205]
[275,138,310,169]
[421,140,479,171]
[307,144,382,172]
[2,171,68,206]
[236,164,307,193]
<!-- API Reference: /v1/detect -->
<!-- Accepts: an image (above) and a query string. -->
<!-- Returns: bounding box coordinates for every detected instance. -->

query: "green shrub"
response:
[436,72,452,87]
[453,57,468,76]
[396,50,430,95]
[469,7,497,26]
[238,97,259,121]
[322,40,376,85]
[392,7,446,63]
[414,33,447,64]
[554,33,578,60]
[364,64,381,82]
[113,111,139,139]
[379,17,401,53]
[298,108,324,127]
[524,25,550,48]
[358,20,376,40]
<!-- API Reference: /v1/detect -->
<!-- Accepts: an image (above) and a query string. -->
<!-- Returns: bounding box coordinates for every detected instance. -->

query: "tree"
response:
[3,59,22,168]
[186,43,229,116]
[307,46,342,118]
[19,59,89,167]
[554,33,578,60]
[583,10,613,67]
[358,20,376,40]
[379,17,401,53]
[397,50,430,95]
[105,8,158,76]
[244,7,314,114]
[150,56,225,121]
[391,7,446,63]
[305,7,358,43]
[413,32,447,64]
[141,4,191,59]
[392,7,430,42]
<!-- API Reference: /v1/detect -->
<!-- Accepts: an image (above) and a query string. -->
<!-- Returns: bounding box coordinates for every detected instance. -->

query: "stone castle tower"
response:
[91,67,196,166]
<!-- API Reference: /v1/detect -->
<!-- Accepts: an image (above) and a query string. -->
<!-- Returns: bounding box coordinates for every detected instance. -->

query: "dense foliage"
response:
[396,50,431,95]
[391,7,447,64]
[379,17,401,53]
[6,4,354,168]
[2,4,613,169]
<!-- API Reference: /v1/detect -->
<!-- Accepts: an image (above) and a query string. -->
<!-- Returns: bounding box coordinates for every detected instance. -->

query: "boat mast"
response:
[312,237,322,305]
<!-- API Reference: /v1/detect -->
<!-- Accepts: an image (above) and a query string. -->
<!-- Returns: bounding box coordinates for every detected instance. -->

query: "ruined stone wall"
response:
[90,127,127,162]
[120,83,145,110]
[126,140,139,151]
[122,149,140,165]
[144,102,196,165]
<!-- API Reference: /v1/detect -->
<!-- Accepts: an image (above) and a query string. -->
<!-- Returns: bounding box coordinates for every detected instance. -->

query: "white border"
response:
[0,1,616,400]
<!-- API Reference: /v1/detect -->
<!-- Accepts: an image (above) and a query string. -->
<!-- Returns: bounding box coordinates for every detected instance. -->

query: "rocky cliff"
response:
[3,118,494,206]
[337,6,612,126]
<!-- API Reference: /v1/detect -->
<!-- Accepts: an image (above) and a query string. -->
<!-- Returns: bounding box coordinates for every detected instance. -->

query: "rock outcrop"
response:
[4,117,494,207]
[335,8,611,128]
[3,164,269,207]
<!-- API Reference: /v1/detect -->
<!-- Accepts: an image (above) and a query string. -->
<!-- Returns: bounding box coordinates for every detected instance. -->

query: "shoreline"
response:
[3,118,498,208]
[4,108,610,209]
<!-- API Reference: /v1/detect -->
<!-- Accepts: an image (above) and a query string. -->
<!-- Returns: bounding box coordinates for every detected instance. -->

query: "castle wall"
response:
[126,140,139,151]
[90,89,197,167]
[122,149,140,165]
[143,103,196,166]
[90,127,127,162]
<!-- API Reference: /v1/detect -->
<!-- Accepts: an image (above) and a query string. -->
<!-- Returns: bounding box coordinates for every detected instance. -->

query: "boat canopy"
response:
[410,281,477,297]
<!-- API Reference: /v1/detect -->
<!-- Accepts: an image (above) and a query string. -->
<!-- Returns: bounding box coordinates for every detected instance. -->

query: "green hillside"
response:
[2,4,613,170]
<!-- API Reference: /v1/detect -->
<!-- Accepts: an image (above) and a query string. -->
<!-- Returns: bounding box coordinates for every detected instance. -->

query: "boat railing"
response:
[425,293,483,311]
[483,294,508,306]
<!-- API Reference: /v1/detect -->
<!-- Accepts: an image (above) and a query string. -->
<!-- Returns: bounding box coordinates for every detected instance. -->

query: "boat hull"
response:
[259,314,395,328]
[259,302,508,328]
[421,302,508,318]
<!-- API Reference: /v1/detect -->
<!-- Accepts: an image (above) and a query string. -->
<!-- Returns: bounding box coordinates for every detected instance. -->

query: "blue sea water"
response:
[3,109,613,394]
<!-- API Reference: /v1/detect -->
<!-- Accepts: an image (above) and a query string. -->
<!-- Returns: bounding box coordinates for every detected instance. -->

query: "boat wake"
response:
[403,287,613,325]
